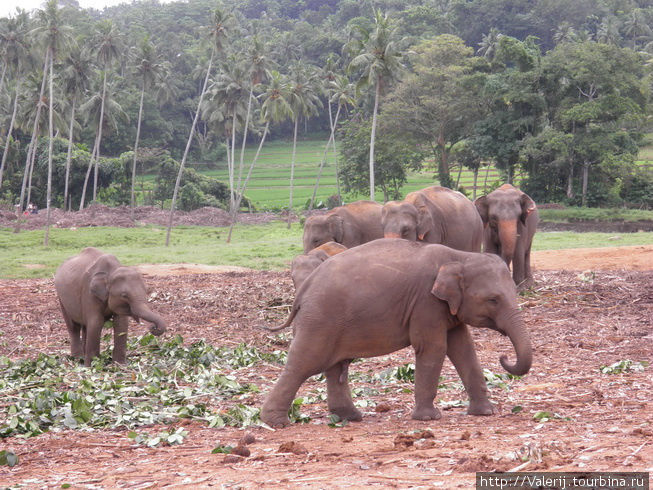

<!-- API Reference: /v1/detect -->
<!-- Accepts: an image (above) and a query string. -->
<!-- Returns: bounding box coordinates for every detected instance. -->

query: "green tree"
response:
[346,9,404,201]
[339,117,425,202]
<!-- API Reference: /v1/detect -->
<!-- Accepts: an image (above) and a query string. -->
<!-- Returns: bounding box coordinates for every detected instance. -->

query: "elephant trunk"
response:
[498,220,517,267]
[497,308,532,376]
[132,303,167,336]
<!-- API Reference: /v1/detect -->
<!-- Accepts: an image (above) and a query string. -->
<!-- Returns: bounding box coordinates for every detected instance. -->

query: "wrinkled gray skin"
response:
[475,184,538,288]
[291,241,348,290]
[54,247,167,366]
[382,186,483,252]
[303,200,383,253]
[261,239,532,428]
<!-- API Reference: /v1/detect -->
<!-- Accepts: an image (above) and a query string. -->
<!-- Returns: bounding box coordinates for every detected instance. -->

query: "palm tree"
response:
[236,36,273,210]
[166,6,235,246]
[33,0,72,245]
[130,36,168,214]
[0,10,31,191]
[225,70,292,242]
[90,19,123,201]
[60,45,93,210]
[346,9,404,201]
[477,28,502,59]
[286,62,322,227]
[309,74,355,209]
[78,77,128,209]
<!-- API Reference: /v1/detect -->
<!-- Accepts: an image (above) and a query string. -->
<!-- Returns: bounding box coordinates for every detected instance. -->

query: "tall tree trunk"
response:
[229,111,237,214]
[455,163,463,188]
[93,70,108,202]
[64,95,76,210]
[166,51,214,247]
[226,135,234,212]
[581,161,590,207]
[236,87,254,199]
[226,120,270,243]
[16,50,49,228]
[483,164,491,194]
[309,103,342,210]
[131,83,145,217]
[0,87,19,190]
[369,82,380,201]
[472,167,479,200]
[0,63,7,97]
[566,161,574,199]
[79,136,100,210]
[44,50,55,247]
[288,117,299,229]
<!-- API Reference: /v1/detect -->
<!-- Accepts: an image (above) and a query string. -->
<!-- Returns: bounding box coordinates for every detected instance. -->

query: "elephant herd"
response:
[53,183,539,429]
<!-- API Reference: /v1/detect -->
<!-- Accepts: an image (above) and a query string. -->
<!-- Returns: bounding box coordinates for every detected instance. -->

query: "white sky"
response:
[0,0,173,18]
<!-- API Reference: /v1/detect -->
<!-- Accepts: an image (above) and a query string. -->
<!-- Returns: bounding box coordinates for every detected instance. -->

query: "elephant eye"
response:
[121,292,129,299]
[487,297,499,306]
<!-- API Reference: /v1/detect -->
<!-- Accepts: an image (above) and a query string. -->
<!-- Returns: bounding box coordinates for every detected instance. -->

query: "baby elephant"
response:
[261,239,532,428]
[54,247,167,366]
[290,241,347,289]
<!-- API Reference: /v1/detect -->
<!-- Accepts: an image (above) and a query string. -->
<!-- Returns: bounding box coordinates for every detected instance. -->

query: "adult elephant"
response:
[302,200,383,253]
[261,239,532,427]
[382,186,483,252]
[54,247,167,366]
[291,241,348,290]
[474,184,538,288]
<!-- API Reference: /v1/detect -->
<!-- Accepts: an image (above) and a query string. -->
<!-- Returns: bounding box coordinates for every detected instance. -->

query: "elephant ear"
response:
[474,196,490,226]
[519,193,537,224]
[431,262,464,316]
[327,214,345,243]
[90,271,109,302]
[412,195,433,241]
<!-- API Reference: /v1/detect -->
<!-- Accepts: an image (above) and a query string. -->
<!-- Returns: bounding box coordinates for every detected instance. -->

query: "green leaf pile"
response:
[0,334,286,438]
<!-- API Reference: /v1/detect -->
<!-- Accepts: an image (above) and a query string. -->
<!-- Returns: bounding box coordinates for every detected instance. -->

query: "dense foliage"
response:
[0,0,652,211]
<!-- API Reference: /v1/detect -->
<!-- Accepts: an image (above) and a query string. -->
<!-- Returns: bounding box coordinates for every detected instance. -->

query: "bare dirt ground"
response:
[1,206,652,488]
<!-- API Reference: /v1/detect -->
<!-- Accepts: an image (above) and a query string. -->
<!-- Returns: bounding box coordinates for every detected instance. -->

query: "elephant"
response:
[54,247,167,366]
[290,241,348,290]
[474,184,538,288]
[260,239,532,428]
[382,186,483,252]
[302,200,384,253]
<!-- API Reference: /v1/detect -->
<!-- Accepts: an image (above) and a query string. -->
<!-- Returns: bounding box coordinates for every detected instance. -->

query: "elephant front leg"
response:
[411,326,447,421]
[447,324,493,415]
[112,315,129,364]
[84,314,105,367]
[326,360,362,422]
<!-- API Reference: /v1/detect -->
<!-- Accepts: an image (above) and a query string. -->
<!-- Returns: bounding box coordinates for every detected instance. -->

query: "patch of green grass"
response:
[532,231,653,251]
[539,207,653,223]
[0,222,304,279]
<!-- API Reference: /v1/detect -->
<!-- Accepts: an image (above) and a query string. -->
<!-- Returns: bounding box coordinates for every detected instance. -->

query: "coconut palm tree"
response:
[32,0,72,245]
[0,10,32,191]
[166,6,235,246]
[78,77,128,209]
[309,74,355,210]
[60,45,93,210]
[346,9,404,201]
[225,69,292,242]
[90,19,123,201]
[477,28,502,59]
[130,36,168,214]
[286,62,322,227]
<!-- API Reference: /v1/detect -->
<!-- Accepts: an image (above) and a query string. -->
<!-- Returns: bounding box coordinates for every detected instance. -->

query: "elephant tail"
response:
[261,304,299,332]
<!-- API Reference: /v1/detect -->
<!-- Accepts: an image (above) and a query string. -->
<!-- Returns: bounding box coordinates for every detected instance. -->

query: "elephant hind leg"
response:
[60,300,83,358]
[326,360,362,422]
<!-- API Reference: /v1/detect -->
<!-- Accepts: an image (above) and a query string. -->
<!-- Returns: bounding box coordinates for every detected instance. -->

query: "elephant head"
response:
[431,255,532,376]
[381,195,434,241]
[89,262,167,337]
[303,214,344,252]
[475,185,537,268]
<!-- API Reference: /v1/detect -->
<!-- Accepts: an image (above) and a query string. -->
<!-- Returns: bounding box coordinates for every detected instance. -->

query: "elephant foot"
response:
[467,398,494,416]
[260,406,290,428]
[329,405,363,422]
[112,356,127,365]
[411,406,441,421]
[517,277,534,291]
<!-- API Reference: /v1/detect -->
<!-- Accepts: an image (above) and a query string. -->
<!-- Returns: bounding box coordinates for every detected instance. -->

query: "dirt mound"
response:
[0,204,283,230]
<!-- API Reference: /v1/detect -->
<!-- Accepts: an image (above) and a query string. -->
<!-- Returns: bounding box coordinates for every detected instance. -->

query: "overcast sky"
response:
[0,0,169,18]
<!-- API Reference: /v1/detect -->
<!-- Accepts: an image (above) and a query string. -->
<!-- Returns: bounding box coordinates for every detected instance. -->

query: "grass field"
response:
[1,224,651,279]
